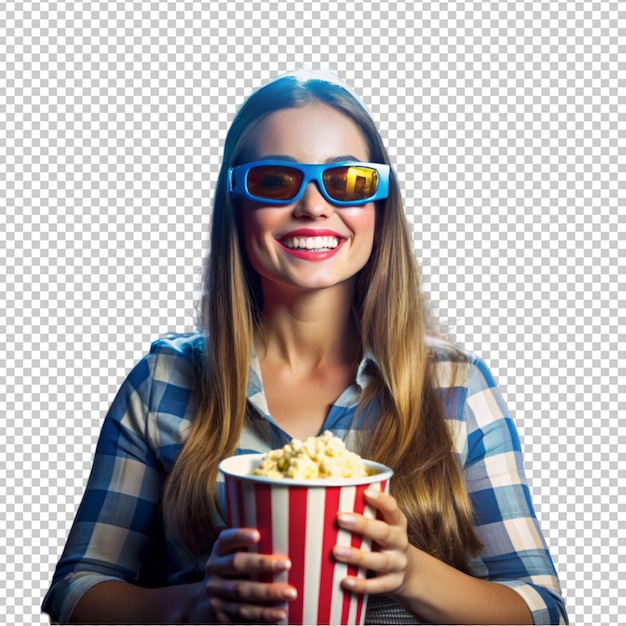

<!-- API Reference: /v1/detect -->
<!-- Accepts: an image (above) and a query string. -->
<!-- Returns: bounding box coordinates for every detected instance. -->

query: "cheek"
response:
[351,206,377,247]
[241,205,264,241]
[241,210,279,262]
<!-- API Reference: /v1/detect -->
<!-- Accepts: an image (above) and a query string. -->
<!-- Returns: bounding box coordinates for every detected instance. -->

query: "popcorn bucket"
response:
[219,453,393,626]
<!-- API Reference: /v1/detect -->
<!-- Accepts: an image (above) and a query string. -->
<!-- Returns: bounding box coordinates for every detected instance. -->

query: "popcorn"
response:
[252,431,372,479]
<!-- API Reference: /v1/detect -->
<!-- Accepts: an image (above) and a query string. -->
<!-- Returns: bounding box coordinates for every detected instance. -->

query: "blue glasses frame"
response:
[228,160,390,206]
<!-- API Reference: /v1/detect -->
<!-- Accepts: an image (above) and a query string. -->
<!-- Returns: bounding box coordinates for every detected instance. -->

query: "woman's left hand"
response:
[333,489,412,597]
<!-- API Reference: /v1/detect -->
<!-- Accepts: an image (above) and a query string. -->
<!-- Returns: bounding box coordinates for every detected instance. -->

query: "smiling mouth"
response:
[281,236,340,251]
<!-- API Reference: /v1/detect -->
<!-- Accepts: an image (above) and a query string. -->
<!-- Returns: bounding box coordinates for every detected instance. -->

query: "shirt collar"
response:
[246,349,270,417]
[246,348,378,415]
[355,350,377,390]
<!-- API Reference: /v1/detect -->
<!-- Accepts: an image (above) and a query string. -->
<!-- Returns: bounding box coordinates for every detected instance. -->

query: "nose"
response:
[293,181,335,219]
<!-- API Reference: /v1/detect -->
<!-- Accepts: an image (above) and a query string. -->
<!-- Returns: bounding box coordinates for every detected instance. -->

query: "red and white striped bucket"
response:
[219,454,393,626]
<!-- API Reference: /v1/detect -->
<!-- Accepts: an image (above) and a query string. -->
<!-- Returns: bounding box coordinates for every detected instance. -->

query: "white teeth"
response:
[282,236,340,250]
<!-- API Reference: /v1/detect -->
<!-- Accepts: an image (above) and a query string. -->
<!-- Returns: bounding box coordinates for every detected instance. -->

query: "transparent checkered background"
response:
[1,1,624,624]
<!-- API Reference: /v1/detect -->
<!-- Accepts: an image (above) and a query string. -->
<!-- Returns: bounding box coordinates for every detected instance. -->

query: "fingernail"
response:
[270,608,288,621]
[334,546,352,559]
[337,513,356,526]
[273,558,292,571]
[343,577,356,589]
[281,587,297,600]
[243,529,259,541]
[364,488,380,499]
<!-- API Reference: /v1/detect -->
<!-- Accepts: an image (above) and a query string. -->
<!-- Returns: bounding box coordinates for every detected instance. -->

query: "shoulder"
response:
[427,338,512,452]
[149,331,206,361]
[107,332,205,415]
[427,336,492,394]
[132,333,206,463]
[110,332,204,421]
[145,331,206,389]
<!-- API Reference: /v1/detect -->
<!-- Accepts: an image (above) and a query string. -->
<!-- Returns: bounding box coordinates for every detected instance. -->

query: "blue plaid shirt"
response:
[42,333,568,624]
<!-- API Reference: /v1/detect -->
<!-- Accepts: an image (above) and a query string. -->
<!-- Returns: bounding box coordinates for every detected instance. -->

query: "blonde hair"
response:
[162,71,482,571]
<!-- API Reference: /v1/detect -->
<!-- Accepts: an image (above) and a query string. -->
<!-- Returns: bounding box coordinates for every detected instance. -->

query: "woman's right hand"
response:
[191,527,297,624]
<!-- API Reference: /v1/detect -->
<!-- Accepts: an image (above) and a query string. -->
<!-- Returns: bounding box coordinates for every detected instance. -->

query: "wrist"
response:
[386,547,533,625]
[166,580,208,624]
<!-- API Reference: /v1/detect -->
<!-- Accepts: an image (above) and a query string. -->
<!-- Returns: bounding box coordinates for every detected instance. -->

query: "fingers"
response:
[340,569,405,596]
[204,527,297,623]
[206,577,297,603]
[206,573,297,624]
[207,549,292,578]
[207,528,292,577]
[363,489,408,532]
[334,490,410,595]
[332,540,408,596]
[212,527,260,556]
[333,543,406,573]
[337,490,408,550]
[210,596,289,624]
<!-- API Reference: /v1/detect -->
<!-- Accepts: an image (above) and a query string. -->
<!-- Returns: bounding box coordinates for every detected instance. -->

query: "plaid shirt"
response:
[42,333,568,624]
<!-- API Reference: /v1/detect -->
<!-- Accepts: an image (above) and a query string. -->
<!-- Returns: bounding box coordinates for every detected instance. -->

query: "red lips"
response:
[277,228,346,261]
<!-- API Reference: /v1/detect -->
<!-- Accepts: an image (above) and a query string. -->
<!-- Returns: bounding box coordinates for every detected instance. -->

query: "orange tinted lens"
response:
[323,166,379,201]
[247,166,303,200]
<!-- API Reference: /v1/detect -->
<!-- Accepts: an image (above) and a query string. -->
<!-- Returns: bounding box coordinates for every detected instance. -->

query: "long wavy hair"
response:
[162,70,482,571]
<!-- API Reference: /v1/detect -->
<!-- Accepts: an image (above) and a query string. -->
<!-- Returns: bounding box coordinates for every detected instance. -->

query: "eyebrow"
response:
[257,154,364,163]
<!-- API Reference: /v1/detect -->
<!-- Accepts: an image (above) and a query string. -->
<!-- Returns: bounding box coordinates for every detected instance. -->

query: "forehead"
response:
[248,103,370,162]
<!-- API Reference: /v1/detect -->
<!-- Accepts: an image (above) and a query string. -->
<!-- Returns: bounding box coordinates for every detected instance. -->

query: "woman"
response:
[43,70,568,624]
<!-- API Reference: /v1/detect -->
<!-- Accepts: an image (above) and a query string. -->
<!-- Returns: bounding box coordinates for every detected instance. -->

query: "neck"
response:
[256,282,360,372]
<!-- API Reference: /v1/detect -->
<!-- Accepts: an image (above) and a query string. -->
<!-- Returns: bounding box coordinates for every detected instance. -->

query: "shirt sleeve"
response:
[462,356,569,625]
[42,353,166,624]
